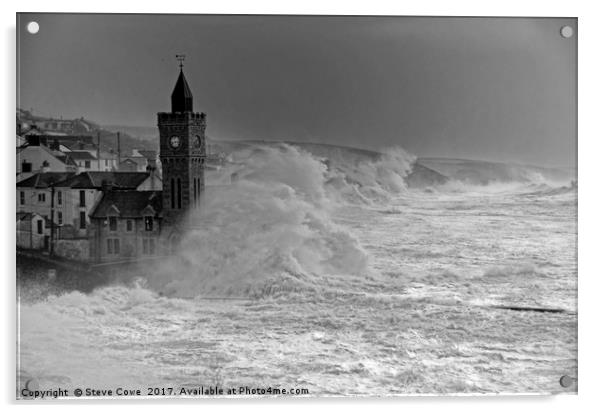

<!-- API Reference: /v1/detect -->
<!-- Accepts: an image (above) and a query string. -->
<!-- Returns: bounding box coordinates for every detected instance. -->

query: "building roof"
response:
[99,151,118,159]
[55,153,78,167]
[90,190,162,218]
[136,150,157,159]
[17,143,77,167]
[57,171,153,189]
[67,150,97,160]
[16,212,39,221]
[17,172,75,188]
[171,69,193,112]
[120,156,148,167]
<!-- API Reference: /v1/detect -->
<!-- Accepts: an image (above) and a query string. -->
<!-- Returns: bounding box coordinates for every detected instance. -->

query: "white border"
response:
[2,1,600,412]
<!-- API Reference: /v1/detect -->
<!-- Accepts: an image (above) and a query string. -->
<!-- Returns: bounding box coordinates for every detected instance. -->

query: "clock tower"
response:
[158,58,206,229]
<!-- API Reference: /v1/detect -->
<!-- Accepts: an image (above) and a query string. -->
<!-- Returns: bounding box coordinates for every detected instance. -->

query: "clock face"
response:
[194,135,202,148]
[169,136,181,149]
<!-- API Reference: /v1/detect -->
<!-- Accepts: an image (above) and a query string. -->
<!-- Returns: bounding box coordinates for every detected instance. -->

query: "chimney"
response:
[41,160,50,173]
[101,179,114,193]
[27,135,41,146]
[146,159,157,190]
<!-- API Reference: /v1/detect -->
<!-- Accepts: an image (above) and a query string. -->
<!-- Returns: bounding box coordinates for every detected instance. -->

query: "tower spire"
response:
[171,55,193,113]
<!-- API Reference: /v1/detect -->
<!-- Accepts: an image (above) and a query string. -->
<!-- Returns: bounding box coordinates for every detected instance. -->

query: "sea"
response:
[17,143,577,396]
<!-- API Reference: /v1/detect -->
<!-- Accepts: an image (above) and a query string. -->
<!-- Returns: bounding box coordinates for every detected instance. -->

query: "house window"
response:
[107,238,120,255]
[144,216,153,231]
[57,191,62,205]
[37,220,43,234]
[21,161,32,173]
[79,190,86,206]
[79,211,86,229]
[109,217,118,231]
[85,160,91,169]
[57,212,63,225]
[142,239,155,255]
[20,191,25,205]
[105,160,109,166]
[126,220,133,232]
[38,193,46,203]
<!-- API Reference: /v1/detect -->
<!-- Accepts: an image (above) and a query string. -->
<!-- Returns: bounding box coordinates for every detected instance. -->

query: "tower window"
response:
[37,220,43,234]
[170,178,175,209]
[193,178,197,204]
[20,191,25,205]
[79,211,86,229]
[57,191,62,205]
[197,178,201,201]
[79,190,86,207]
[177,178,182,209]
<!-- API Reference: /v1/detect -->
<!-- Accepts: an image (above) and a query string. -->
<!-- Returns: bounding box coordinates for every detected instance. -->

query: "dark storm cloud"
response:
[17,14,576,167]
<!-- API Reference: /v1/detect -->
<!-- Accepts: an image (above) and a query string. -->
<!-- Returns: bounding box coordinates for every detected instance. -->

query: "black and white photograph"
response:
[15,12,577,399]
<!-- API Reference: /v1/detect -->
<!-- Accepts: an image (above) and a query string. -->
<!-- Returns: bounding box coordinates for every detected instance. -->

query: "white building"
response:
[16,145,77,181]
[16,212,48,250]
[17,171,162,240]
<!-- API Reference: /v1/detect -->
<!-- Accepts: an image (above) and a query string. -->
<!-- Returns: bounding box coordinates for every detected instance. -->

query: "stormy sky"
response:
[17,14,576,167]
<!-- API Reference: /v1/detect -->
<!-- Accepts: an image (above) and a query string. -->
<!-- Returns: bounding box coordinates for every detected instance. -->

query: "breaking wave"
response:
[146,144,415,298]
[418,157,575,194]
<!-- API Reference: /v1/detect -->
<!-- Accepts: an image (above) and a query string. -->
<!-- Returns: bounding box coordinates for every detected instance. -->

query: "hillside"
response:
[17,109,156,156]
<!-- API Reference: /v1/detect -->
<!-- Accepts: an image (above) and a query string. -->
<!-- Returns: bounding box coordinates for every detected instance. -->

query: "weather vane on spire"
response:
[176,54,186,71]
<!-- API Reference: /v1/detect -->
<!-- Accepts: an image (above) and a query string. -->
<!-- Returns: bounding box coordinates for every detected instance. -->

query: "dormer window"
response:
[109,216,118,231]
[144,216,153,231]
